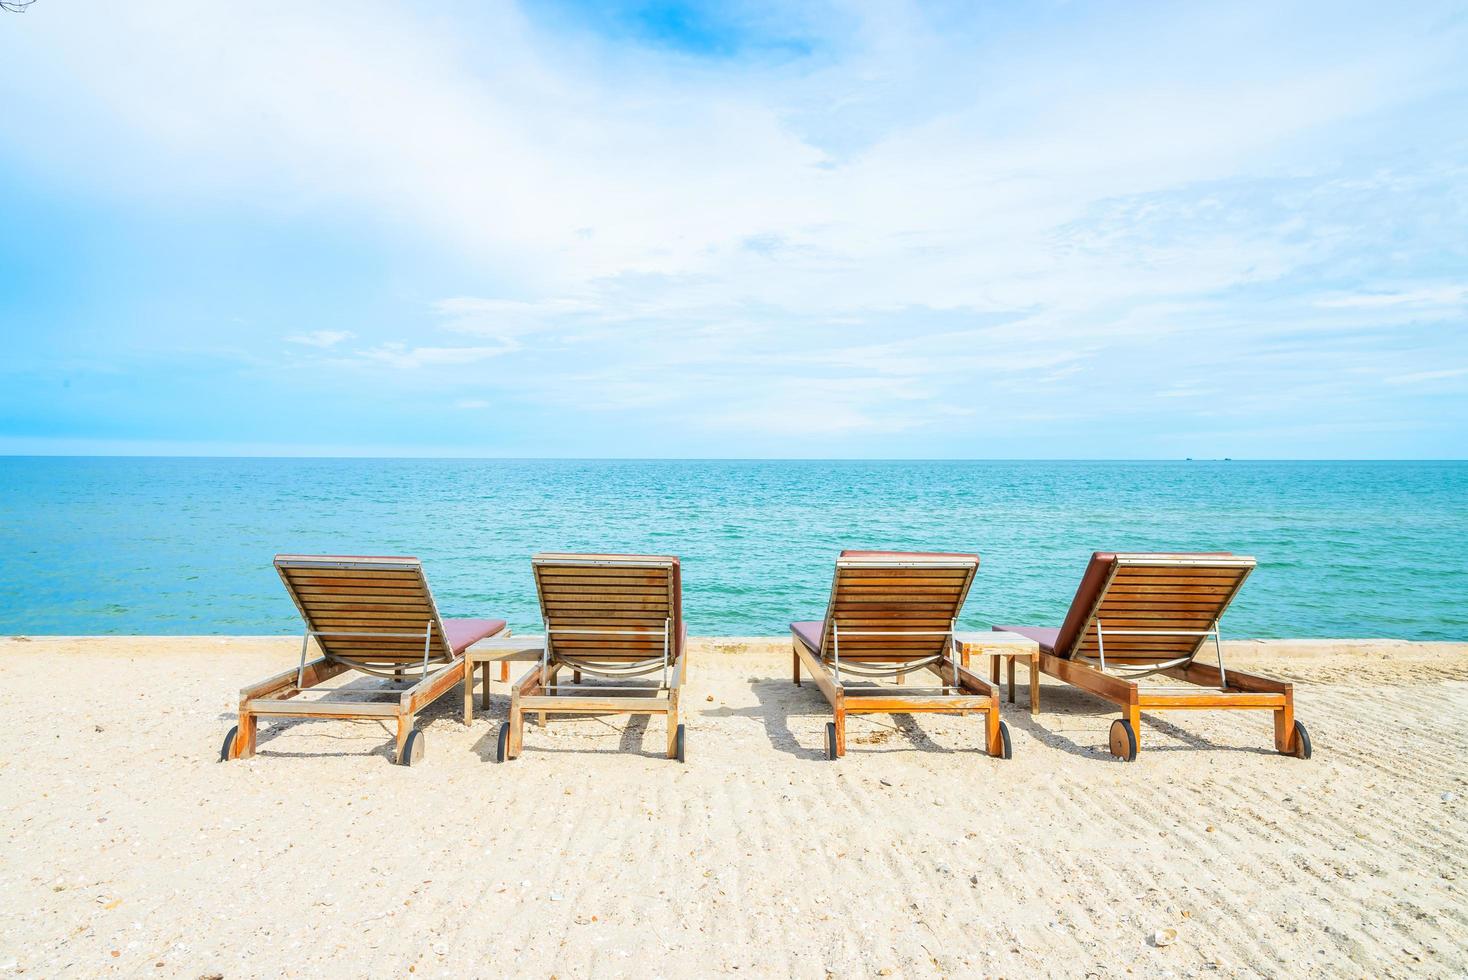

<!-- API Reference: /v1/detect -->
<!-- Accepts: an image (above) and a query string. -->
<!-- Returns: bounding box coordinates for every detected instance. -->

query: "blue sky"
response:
[1,1,1465,458]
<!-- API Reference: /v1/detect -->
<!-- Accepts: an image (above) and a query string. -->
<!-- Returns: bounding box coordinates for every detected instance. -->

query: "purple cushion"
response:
[992,625,1059,654]
[443,618,508,655]
[790,621,823,653]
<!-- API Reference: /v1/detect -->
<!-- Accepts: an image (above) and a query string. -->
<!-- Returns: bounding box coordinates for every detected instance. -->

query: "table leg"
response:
[1029,652,1040,714]
[1007,656,1016,703]
[462,659,473,725]
[990,655,1000,686]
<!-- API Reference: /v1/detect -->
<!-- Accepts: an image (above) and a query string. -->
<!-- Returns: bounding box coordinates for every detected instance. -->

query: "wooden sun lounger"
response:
[220,555,507,766]
[790,551,1010,761]
[497,553,686,763]
[996,552,1311,761]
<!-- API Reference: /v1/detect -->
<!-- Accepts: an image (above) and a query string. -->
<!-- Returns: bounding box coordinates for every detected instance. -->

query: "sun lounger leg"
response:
[235,709,257,759]
[985,703,1002,757]
[508,704,522,758]
[834,706,847,758]
[395,715,412,763]
[1274,698,1295,752]
[505,662,545,759]
[538,662,560,727]
[508,691,523,758]
[573,668,581,684]
[463,664,474,725]
[666,688,681,759]
[792,642,801,686]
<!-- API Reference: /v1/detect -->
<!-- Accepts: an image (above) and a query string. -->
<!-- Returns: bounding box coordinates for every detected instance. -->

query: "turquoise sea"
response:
[0,458,1463,640]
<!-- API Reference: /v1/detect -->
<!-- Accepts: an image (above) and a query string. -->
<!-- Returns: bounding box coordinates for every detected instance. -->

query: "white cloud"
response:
[1384,367,1468,385]
[10,1,1460,316]
[1315,286,1468,311]
[351,342,518,370]
[286,330,354,348]
[434,297,597,318]
[433,296,600,339]
[700,377,958,438]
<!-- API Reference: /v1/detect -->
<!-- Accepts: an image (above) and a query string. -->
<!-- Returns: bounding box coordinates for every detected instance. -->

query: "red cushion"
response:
[443,618,508,655]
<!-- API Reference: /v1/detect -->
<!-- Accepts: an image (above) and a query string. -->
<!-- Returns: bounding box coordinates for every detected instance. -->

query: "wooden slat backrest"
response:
[532,554,682,662]
[818,551,979,660]
[1058,553,1256,662]
[275,555,453,665]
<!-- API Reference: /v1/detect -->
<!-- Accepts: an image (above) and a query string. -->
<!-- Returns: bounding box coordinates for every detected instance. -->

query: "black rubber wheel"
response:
[400,728,424,767]
[1109,718,1138,762]
[997,720,1013,760]
[1286,720,1312,760]
[675,723,686,763]
[219,725,238,762]
[825,721,839,761]
[495,721,511,763]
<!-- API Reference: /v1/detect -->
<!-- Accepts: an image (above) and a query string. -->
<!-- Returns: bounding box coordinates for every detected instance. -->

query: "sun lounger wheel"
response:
[219,725,238,762]
[825,721,838,760]
[495,722,511,763]
[997,720,1012,760]
[675,723,686,763]
[399,728,424,767]
[1284,720,1312,760]
[1109,719,1138,762]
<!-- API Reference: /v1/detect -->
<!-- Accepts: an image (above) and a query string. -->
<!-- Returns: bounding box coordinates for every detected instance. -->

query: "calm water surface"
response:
[0,458,1463,639]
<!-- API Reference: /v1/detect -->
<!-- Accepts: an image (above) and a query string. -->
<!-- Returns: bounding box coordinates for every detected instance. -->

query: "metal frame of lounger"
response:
[220,556,508,766]
[501,554,686,763]
[792,552,1010,761]
[829,622,955,682]
[1087,621,1227,684]
[540,621,673,686]
[1003,553,1309,762]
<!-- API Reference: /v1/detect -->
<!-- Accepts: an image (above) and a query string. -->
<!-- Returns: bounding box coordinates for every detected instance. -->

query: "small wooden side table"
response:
[956,631,1041,714]
[462,635,545,725]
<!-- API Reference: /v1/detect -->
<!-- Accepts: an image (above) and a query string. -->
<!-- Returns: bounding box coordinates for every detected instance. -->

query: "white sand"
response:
[1,636,1465,978]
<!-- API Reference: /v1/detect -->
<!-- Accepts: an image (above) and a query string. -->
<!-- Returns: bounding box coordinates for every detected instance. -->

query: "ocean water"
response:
[0,458,1463,640]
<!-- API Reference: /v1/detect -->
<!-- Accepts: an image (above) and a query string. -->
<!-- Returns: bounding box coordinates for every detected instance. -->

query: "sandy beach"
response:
[1,636,1465,978]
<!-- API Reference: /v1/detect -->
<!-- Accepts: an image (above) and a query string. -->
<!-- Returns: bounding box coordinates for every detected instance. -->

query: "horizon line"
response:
[2,454,1465,463]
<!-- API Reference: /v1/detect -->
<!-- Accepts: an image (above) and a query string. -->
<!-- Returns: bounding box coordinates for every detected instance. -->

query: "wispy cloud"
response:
[286,330,354,348]
[1315,286,1468,311]
[350,343,519,370]
[433,296,600,338]
[1384,367,1468,385]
